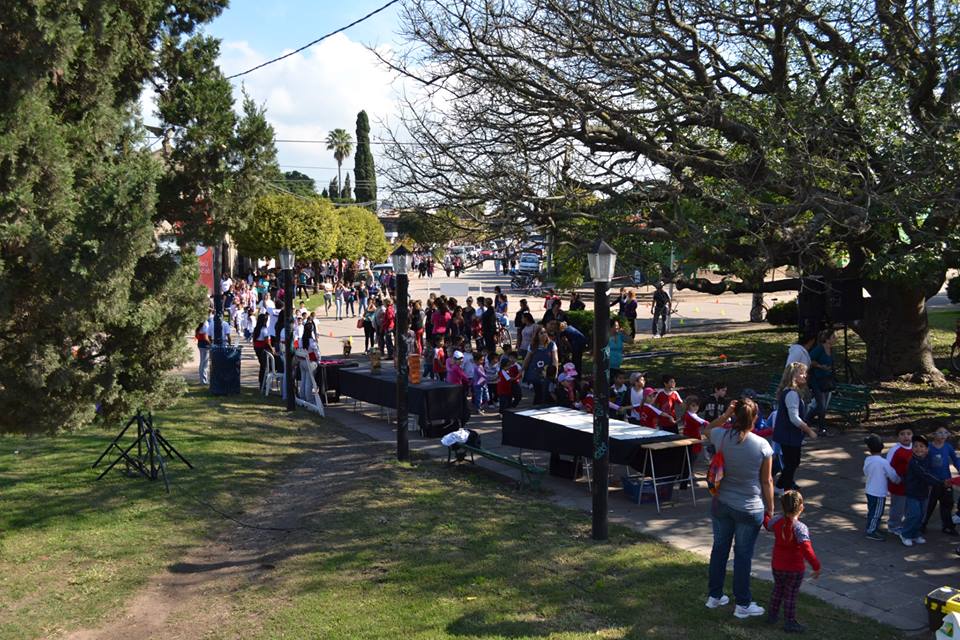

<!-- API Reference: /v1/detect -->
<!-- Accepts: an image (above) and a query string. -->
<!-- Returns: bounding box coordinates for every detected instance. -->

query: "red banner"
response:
[197,246,214,295]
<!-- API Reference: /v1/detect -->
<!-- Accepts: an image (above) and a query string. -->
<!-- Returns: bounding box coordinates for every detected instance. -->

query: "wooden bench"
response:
[447,444,546,488]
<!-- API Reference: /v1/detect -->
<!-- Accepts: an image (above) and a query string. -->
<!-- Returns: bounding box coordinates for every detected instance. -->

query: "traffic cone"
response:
[328,331,334,337]
[715,298,719,304]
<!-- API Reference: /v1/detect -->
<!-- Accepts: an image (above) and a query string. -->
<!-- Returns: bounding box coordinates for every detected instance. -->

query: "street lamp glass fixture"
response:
[278,247,295,270]
[390,245,413,275]
[587,239,617,283]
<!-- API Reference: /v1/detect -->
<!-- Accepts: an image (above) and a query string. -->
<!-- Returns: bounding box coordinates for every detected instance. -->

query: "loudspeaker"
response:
[797,279,827,335]
[828,279,864,322]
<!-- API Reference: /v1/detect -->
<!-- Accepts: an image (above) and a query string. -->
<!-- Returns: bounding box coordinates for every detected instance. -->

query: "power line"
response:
[226,0,401,79]
[276,139,417,145]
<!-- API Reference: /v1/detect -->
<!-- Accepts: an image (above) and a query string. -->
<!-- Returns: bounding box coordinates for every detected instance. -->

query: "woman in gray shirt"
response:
[704,398,775,620]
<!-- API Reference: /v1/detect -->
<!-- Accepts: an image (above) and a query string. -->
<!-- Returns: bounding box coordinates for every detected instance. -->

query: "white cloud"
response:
[219,34,408,193]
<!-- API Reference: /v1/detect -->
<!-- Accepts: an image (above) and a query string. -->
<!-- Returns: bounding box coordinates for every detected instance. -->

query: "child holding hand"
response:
[637,387,674,429]
[765,490,821,634]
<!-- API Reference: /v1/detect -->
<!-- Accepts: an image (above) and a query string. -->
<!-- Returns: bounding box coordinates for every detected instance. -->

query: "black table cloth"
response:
[501,406,684,471]
[311,360,360,402]
[337,367,470,435]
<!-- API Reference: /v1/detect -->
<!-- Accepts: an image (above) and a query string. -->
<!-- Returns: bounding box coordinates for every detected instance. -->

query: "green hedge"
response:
[766,299,798,326]
[565,309,627,344]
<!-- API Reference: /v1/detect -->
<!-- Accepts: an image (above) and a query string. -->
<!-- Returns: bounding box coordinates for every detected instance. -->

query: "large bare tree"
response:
[380,0,960,380]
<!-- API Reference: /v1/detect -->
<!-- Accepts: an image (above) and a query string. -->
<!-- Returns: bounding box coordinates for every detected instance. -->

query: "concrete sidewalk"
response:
[183,341,945,635]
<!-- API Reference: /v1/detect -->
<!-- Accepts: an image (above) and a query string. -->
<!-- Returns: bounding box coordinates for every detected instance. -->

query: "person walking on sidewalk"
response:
[651,282,670,337]
[623,290,638,340]
[772,362,818,492]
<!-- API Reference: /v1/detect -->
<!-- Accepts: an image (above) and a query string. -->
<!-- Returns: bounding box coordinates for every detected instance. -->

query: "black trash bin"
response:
[210,344,242,395]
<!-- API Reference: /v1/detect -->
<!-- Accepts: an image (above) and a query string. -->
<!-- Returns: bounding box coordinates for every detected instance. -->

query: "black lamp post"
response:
[279,247,296,411]
[587,239,617,541]
[391,245,413,461]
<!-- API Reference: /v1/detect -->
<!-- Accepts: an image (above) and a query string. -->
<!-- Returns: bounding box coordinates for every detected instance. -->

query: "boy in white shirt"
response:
[863,434,901,541]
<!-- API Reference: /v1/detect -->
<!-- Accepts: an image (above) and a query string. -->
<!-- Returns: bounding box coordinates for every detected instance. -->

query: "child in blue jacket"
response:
[922,422,960,535]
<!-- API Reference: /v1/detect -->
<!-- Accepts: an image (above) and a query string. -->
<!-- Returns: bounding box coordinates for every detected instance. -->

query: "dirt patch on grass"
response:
[64,426,392,640]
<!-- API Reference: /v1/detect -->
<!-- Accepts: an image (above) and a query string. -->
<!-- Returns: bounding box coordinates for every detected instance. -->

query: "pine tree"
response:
[154,40,277,244]
[328,178,340,201]
[353,110,377,207]
[321,187,329,198]
[341,173,352,201]
[0,2,274,433]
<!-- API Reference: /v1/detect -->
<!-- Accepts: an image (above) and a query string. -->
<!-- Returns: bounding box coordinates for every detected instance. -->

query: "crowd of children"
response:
[862,421,960,547]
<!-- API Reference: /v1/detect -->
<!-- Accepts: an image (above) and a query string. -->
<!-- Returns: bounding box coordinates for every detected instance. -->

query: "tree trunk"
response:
[856,283,943,382]
[750,292,765,322]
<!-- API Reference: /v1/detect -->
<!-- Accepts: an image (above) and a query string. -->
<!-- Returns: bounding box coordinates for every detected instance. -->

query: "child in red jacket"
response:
[654,373,682,431]
[764,490,821,633]
[885,425,913,535]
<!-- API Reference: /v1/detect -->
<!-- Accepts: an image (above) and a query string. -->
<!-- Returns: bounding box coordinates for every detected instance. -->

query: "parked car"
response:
[517,253,541,273]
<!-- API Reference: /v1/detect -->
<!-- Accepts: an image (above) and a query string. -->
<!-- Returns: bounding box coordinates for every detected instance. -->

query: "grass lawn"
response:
[2,388,903,639]
[611,308,960,433]
[0,389,316,640]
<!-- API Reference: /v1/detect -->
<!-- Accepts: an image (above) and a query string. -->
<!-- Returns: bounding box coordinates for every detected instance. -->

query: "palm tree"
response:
[325,128,354,197]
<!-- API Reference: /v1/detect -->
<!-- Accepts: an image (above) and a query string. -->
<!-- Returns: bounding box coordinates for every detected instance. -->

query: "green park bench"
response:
[447,444,546,489]
[754,376,872,428]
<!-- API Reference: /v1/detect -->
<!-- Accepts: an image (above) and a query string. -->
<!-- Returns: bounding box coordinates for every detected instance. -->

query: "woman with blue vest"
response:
[773,362,819,492]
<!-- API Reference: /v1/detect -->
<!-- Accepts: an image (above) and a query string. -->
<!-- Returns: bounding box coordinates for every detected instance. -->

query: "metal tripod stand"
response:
[92,410,192,492]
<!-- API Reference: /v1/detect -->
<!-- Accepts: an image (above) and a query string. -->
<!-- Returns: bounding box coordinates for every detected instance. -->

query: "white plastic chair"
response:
[261,352,284,397]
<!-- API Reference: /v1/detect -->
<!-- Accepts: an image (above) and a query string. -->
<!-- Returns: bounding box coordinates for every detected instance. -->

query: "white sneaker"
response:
[900,534,914,547]
[915,536,927,544]
[952,514,960,525]
[734,602,765,619]
[705,595,729,609]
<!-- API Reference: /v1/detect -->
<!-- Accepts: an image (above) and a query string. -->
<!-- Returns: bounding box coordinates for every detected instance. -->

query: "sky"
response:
[202,1,410,200]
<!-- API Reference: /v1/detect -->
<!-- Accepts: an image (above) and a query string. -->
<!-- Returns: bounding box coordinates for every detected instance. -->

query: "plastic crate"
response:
[621,475,674,504]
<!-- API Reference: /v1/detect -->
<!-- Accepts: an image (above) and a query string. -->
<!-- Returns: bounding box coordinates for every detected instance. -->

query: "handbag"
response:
[706,436,726,496]
[356,317,364,329]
